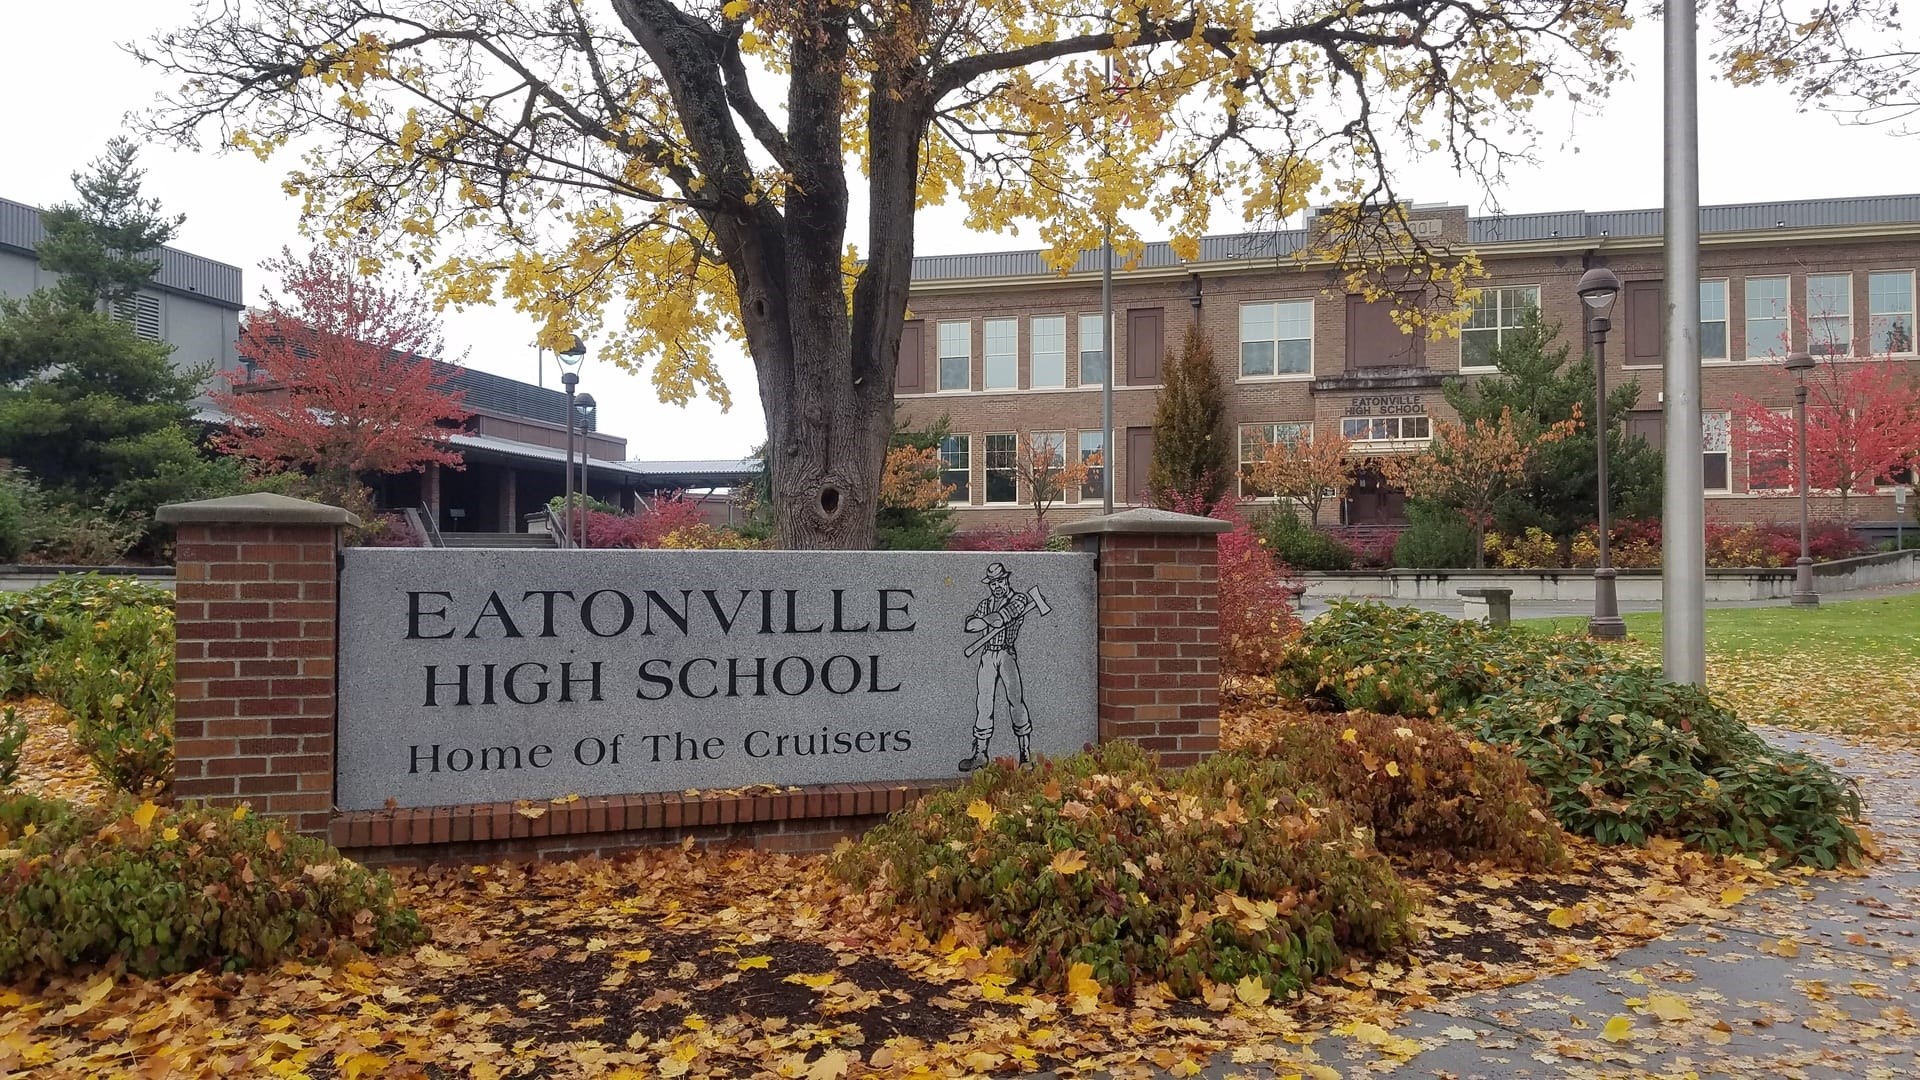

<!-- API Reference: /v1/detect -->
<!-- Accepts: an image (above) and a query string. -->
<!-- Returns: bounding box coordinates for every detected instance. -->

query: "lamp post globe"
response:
[1576,267,1626,640]
[1783,350,1819,607]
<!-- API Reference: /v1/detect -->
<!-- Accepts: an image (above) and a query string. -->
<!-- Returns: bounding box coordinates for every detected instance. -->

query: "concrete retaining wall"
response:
[1301,550,1918,604]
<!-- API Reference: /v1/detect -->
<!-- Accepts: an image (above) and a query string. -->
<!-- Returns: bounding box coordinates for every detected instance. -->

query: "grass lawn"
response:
[1523,592,1920,740]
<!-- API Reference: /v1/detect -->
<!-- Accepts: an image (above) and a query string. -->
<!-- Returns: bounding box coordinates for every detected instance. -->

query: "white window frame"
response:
[1703,409,1733,494]
[1238,299,1315,380]
[939,434,971,505]
[1868,270,1916,355]
[1699,279,1730,362]
[1459,285,1541,371]
[982,318,1018,390]
[937,320,972,392]
[983,432,1019,505]
[1339,415,1432,445]
[1237,422,1312,498]
[1807,272,1854,358]
[1078,429,1104,502]
[1077,313,1107,387]
[1744,276,1790,361]
[1031,315,1067,388]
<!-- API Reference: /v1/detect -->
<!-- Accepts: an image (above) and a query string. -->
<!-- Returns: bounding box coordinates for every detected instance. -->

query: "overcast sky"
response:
[5,4,1919,460]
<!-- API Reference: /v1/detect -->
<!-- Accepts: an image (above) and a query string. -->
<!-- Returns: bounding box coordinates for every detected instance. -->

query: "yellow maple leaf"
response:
[1547,907,1577,929]
[336,1051,390,1079]
[1234,975,1271,1007]
[1645,992,1693,1022]
[1601,1015,1634,1042]
[785,972,837,990]
[615,949,654,964]
[1384,761,1402,778]
[966,799,996,828]
[1066,961,1101,1003]
[131,801,158,830]
[1340,727,1359,744]
[721,0,752,20]
[232,805,249,822]
[806,1048,850,1080]
[1771,938,1801,958]
[736,955,772,970]
[161,826,179,842]
[1050,848,1089,875]
[1719,886,1746,906]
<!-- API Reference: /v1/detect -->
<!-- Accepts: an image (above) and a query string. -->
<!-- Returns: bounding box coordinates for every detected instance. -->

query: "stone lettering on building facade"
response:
[336,549,1098,809]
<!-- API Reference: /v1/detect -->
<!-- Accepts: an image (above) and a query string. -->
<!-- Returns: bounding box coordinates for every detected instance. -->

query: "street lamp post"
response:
[1784,350,1819,606]
[557,338,588,548]
[1577,267,1626,640]
[575,392,597,550]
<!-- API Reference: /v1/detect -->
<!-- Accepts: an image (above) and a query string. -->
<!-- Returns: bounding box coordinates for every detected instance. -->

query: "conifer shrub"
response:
[1231,710,1564,870]
[834,742,1412,1000]
[0,795,423,979]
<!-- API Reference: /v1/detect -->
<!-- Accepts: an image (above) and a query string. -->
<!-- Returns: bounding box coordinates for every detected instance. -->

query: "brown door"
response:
[1126,307,1164,385]
[1625,280,1662,366]
[1126,426,1156,505]
[1344,467,1408,525]
[1346,295,1423,369]
[895,320,925,393]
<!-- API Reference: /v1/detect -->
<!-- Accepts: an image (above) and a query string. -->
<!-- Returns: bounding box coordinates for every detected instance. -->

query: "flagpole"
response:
[1101,50,1116,514]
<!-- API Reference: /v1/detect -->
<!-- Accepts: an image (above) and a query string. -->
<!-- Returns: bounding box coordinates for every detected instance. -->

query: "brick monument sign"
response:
[158,494,1228,864]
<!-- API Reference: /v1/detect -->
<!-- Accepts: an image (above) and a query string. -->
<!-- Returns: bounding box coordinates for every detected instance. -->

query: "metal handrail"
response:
[403,507,444,548]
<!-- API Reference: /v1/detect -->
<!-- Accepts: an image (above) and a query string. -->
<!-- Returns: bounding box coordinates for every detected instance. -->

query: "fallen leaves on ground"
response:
[5,692,1853,1079]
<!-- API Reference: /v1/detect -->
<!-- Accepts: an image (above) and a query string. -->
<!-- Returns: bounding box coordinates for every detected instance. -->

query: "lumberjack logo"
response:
[958,562,1053,772]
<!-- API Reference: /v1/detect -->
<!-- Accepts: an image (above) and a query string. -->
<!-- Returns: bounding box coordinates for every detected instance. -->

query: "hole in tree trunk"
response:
[819,487,841,517]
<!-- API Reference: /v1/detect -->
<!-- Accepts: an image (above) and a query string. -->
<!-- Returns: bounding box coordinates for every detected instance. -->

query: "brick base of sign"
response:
[328,780,950,866]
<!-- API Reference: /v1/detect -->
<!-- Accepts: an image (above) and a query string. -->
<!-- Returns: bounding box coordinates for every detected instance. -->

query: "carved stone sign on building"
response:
[335,549,1098,810]
[1343,394,1427,416]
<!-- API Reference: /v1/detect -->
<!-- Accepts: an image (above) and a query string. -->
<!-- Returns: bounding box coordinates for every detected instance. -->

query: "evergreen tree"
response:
[1442,308,1662,549]
[0,142,234,528]
[35,138,186,310]
[1148,325,1231,507]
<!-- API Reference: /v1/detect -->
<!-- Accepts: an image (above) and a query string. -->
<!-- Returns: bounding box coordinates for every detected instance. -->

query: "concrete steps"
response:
[438,532,559,549]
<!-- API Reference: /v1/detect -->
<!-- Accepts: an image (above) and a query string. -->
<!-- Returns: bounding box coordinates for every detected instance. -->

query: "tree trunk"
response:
[760,335,894,550]
[1472,519,1487,569]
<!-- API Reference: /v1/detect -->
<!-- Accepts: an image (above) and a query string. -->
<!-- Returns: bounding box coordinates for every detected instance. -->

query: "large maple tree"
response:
[214,247,471,502]
[139,0,1625,547]
[1735,357,1920,518]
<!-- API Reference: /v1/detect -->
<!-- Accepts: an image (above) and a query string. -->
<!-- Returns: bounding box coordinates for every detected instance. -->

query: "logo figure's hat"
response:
[981,562,1012,584]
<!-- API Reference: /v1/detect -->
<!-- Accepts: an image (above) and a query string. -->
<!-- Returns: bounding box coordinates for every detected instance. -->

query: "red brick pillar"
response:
[1056,508,1230,766]
[157,494,357,836]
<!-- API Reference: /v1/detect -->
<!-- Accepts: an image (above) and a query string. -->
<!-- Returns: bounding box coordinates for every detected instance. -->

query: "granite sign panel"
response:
[335,549,1098,810]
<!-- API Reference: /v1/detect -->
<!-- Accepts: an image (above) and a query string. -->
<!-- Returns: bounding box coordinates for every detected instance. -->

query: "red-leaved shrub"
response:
[579,497,709,549]
[948,525,1051,551]
[1168,492,1302,674]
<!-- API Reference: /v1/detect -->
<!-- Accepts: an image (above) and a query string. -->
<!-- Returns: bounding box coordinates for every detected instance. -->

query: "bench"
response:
[1457,587,1513,628]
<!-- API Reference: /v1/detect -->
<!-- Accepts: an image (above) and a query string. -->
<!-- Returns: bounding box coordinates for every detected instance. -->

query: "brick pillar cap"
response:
[1054,507,1231,537]
[156,492,362,527]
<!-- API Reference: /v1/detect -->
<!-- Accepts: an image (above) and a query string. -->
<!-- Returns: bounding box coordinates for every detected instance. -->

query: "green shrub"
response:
[18,499,145,566]
[0,707,25,787]
[0,795,424,979]
[1278,603,1864,868]
[1275,601,1612,717]
[1391,502,1477,569]
[1465,669,1864,868]
[1255,511,1355,571]
[36,602,174,795]
[834,742,1412,1000]
[0,575,174,698]
[0,479,24,563]
[1230,710,1564,870]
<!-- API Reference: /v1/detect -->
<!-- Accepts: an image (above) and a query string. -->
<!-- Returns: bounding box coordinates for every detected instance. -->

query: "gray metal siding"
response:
[0,195,245,308]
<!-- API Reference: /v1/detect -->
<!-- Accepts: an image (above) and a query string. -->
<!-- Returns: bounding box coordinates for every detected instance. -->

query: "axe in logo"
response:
[963,585,1052,657]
